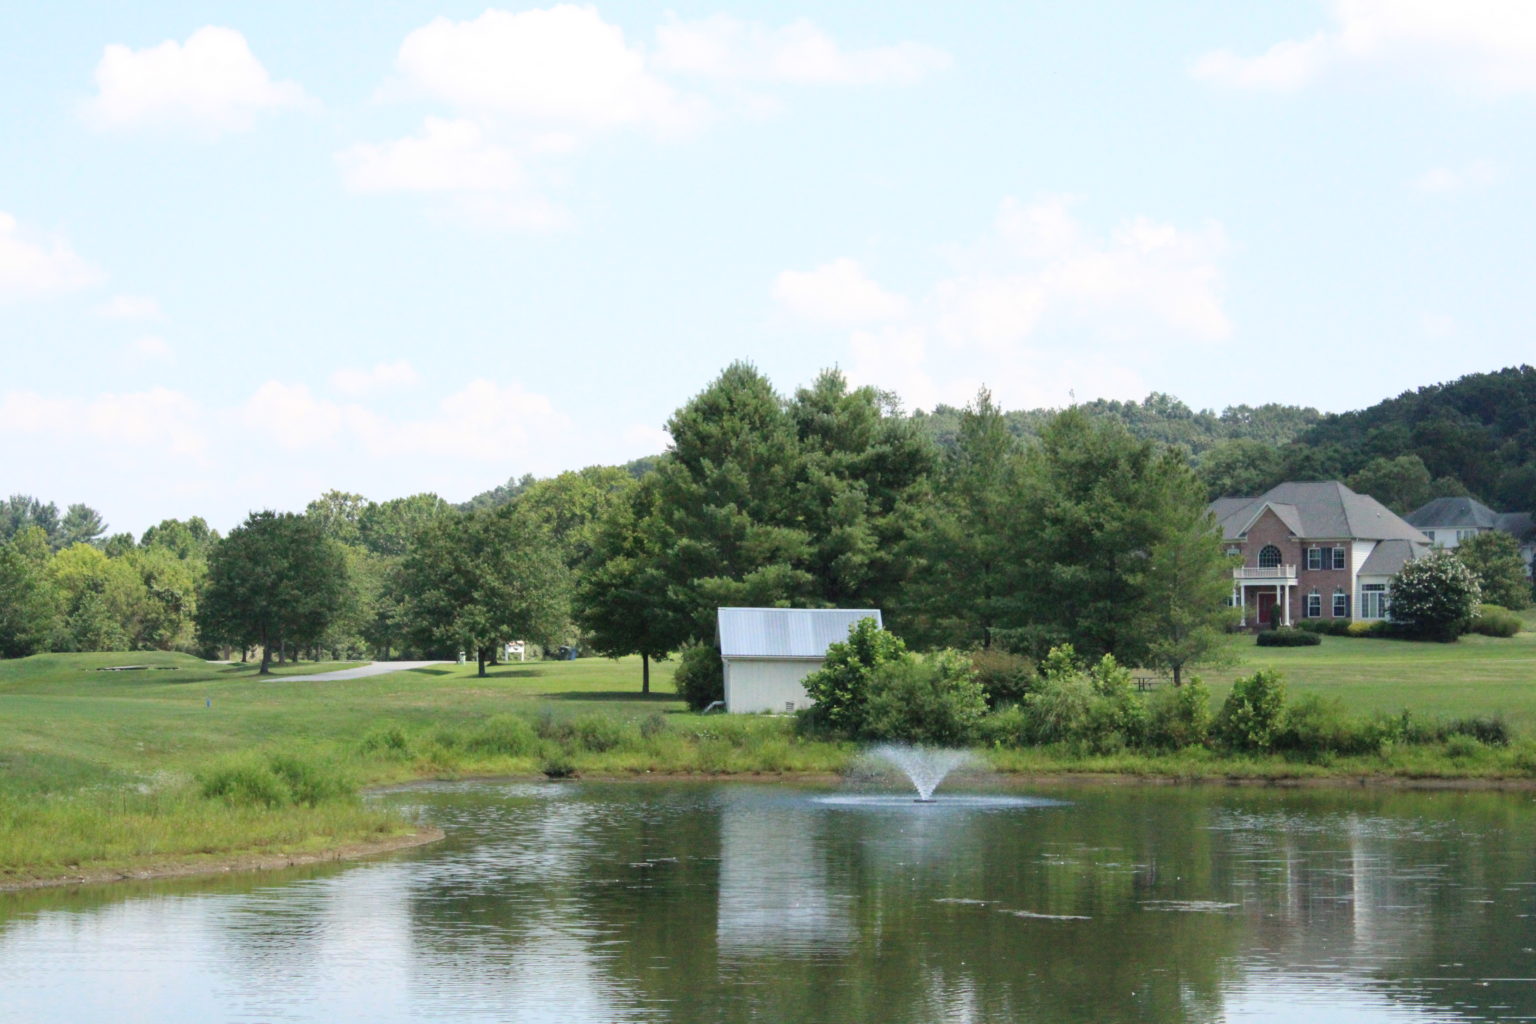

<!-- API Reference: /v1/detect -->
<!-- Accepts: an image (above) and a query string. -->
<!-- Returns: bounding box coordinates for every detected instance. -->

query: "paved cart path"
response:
[274,661,451,682]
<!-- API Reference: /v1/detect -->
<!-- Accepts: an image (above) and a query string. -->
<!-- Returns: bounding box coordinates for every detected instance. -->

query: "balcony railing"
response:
[1233,565,1297,580]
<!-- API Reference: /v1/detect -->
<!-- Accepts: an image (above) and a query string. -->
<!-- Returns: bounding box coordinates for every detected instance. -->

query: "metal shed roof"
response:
[717,607,882,660]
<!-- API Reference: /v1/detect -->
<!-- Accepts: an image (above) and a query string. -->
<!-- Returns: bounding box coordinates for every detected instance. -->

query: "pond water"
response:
[6,780,1536,1023]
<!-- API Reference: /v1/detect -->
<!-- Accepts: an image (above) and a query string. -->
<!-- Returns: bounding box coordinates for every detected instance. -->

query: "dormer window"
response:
[1259,545,1283,568]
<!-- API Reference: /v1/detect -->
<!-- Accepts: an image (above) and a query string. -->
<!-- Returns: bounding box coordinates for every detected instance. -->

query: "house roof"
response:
[717,607,882,660]
[1358,539,1429,577]
[1212,481,1429,544]
[1497,512,1536,542]
[1405,496,1501,530]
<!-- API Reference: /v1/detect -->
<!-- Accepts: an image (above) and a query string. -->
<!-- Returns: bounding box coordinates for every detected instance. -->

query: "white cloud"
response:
[127,335,174,363]
[337,118,524,193]
[85,26,309,134]
[654,15,950,84]
[1192,0,1536,96]
[394,6,706,136]
[330,360,421,397]
[0,387,206,456]
[773,258,909,324]
[1412,159,1503,194]
[242,381,343,449]
[99,293,164,320]
[347,379,571,461]
[785,197,1229,412]
[0,212,102,302]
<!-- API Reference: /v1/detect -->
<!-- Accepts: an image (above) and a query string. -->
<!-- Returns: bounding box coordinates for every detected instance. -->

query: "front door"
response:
[1256,592,1277,629]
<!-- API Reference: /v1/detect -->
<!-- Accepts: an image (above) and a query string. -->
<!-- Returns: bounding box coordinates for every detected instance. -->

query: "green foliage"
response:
[1389,549,1483,641]
[1346,455,1435,514]
[196,511,350,671]
[1470,604,1522,638]
[1455,532,1531,610]
[1018,645,1149,752]
[1148,677,1214,749]
[465,714,540,757]
[198,754,355,808]
[1256,628,1322,647]
[400,504,571,674]
[0,542,59,658]
[969,648,1034,708]
[800,617,907,733]
[673,643,724,711]
[1216,669,1288,752]
[861,650,988,745]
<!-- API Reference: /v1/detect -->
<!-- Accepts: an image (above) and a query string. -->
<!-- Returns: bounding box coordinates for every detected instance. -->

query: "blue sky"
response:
[3,1,1533,536]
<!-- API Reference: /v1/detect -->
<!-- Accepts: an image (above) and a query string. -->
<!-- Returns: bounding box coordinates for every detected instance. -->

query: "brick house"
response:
[1211,481,1430,630]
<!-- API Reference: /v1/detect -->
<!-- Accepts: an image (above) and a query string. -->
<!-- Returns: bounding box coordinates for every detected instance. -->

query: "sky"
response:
[3,1,1534,537]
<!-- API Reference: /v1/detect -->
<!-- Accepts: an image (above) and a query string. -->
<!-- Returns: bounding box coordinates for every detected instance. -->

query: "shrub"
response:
[466,714,539,757]
[800,618,909,735]
[862,650,989,745]
[570,713,635,753]
[1085,655,1148,748]
[267,755,353,806]
[1389,549,1482,641]
[639,712,670,739]
[198,753,354,808]
[970,649,1035,708]
[1256,628,1321,647]
[1216,669,1287,752]
[1326,619,1354,636]
[1294,620,1330,635]
[978,704,1029,747]
[359,724,412,758]
[1275,694,1360,755]
[673,644,725,711]
[1346,620,1383,637]
[1020,646,1149,752]
[1470,604,1521,638]
[1147,677,1214,750]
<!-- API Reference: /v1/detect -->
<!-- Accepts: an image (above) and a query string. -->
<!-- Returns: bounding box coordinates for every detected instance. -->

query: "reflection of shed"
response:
[717,607,881,714]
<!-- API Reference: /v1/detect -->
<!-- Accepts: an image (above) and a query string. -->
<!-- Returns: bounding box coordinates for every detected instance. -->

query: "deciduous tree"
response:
[1453,531,1531,610]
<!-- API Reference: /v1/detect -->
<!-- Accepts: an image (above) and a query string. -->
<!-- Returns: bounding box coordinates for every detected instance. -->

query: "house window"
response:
[1333,588,1348,617]
[1259,545,1283,569]
[1457,529,1478,543]
[1332,547,1347,570]
[1425,530,1438,545]
[1305,589,1321,618]
[1306,548,1323,570]
[1361,584,1387,619]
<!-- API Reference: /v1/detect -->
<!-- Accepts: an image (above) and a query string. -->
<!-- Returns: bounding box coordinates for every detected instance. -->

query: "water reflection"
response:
[3,783,1536,1023]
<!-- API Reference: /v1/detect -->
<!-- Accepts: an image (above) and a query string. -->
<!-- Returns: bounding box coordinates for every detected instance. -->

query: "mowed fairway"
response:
[1207,621,1536,731]
[0,652,682,787]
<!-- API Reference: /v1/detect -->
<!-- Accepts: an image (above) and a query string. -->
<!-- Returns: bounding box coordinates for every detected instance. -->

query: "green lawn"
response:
[1205,623,1536,730]
[6,630,1536,887]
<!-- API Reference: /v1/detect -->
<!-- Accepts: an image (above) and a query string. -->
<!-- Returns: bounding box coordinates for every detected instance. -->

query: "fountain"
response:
[866,744,975,802]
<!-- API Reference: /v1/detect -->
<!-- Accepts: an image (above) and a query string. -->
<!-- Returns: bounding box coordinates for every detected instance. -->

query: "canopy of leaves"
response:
[1454,531,1531,610]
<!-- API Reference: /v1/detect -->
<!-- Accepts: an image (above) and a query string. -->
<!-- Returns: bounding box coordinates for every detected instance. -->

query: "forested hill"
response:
[1290,365,1536,510]
[910,393,1322,455]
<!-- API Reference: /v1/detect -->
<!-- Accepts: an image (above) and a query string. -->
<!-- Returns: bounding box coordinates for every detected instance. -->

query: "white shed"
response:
[717,607,882,714]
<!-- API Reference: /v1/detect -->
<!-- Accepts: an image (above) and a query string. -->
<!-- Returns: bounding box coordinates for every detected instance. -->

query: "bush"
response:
[1147,678,1214,750]
[1294,619,1330,634]
[673,643,725,711]
[1470,604,1522,638]
[862,651,989,745]
[800,618,909,735]
[198,753,354,808]
[359,724,412,758]
[970,649,1035,708]
[1346,619,1386,637]
[1389,549,1482,641]
[466,714,539,757]
[570,713,635,753]
[1019,646,1149,753]
[1216,669,1287,752]
[1256,628,1321,647]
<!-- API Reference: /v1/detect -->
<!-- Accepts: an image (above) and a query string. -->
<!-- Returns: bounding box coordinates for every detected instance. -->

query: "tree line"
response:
[6,362,1530,682]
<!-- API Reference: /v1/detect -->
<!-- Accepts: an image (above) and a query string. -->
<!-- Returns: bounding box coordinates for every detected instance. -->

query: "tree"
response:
[515,466,637,571]
[1015,408,1230,668]
[1141,510,1239,685]
[1346,455,1435,514]
[358,493,453,556]
[1454,531,1531,610]
[140,516,219,559]
[305,490,368,548]
[49,543,146,652]
[0,495,59,546]
[196,511,350,673]
[576,477,690,693]
[800,617,909,736]
[1195,439,1282,499]
[56,503,108,548]
[1388,550,1482,641]
[0,541,58,657]
[898,388,1026,649]
[400,505,570,676]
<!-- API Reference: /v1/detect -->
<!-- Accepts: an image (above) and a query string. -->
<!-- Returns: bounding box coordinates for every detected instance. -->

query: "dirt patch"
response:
[0,827,445,893]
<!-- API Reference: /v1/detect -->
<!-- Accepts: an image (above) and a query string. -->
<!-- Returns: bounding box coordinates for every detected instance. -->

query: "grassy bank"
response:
[4,631,1536,887]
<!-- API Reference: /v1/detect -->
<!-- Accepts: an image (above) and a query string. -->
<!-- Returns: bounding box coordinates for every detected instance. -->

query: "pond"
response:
[5,779,1536,1023]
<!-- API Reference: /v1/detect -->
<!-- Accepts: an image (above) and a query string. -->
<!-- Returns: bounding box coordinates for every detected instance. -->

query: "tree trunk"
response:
[1173,665,1183,687]
[642,652,650,695]
[258,627,272,675]
[477,646,487,678]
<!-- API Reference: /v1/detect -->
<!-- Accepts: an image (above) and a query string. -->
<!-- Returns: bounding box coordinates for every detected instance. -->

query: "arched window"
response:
[1258,544,1283,568]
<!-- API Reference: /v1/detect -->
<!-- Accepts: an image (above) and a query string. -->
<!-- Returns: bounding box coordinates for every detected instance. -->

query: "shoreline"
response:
[11,766,1536,894]
[0,826,445,894]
